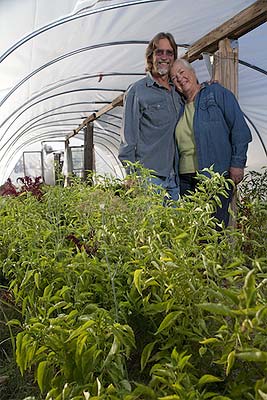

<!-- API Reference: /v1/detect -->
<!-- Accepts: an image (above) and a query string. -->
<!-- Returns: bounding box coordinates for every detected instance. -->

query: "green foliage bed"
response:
[0,167,267,400]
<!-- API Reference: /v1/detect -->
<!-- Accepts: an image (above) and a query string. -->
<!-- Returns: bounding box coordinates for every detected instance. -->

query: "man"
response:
[171,59,252,226]
[118,32,183,200]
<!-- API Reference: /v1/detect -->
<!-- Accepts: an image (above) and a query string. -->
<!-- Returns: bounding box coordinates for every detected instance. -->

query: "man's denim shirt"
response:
[192,82,252,175]
[119,73,183,177]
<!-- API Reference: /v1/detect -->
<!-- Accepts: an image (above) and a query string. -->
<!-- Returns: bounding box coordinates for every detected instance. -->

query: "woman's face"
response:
[171,62,197,94]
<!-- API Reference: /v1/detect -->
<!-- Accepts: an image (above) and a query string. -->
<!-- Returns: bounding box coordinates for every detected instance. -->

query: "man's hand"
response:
[229,167,244,185]
[206,79,218,85]
[123,177,136,189]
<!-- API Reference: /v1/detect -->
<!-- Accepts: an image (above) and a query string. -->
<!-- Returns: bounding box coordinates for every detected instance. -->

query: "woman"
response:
[171,59,252,227]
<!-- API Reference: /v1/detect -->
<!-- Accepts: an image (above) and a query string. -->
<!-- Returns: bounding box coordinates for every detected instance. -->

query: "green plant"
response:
[0,167,266,399]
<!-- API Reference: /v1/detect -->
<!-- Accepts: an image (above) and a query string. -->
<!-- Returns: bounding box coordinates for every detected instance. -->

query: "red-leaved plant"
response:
[0,176,44,200]
[0,178,18,197]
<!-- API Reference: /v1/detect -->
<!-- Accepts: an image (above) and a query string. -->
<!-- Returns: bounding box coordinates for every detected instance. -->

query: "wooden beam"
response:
[67,93,123,139]
[183,0,267,62]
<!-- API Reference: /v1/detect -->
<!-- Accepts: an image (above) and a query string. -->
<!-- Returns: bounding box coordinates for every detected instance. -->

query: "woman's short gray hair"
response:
[175,58,195,72]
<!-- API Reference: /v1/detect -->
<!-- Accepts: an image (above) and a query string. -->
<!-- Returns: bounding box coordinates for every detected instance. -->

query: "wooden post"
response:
[212,38,239,227]
[64,139,73,187]
[212,38,238,94]
[83,122,94,184]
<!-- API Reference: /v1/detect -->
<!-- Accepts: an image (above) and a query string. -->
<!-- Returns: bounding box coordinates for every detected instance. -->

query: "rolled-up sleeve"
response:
[219,86,252,168]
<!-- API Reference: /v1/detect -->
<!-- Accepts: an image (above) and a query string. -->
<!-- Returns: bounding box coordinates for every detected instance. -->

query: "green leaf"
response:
[221,270,244,278]
[112,324,135,352]
[143,277,160,289]
[34,272,40,289]
[219,288,239,305]
[43,284,53,299]
[47,301,67,317]
[211,397,232,400]
[258,389,267,400]
[155,311,183,335]
[16,332,32,374]
[158,396,181,400]
[67,320,95,341]
[171,347,179,362]
[125,187,135,195]
[160,256,173,262]
[82,345,101,376]
[133,269,143,295]
[199,346,207,356]
[203,392,219,399]
[174,232,189,241]
[37,360,49,393]
[141,341,156,371]
[236,350,267,362]
[15,332,24,374]
[244,269,256,307]
[178,352,191,370]
[226,350,235,376]
[21,269,35,287]
[144,299,174,315]
[198,374,223,386]
[132,383,156,399]
[244,269,255,291]
[199,337,220,345]
[103,337,120,367]
[198,303,234,317]
[75,333,88,365]
[23,397,37,400]
[6,319,22,327]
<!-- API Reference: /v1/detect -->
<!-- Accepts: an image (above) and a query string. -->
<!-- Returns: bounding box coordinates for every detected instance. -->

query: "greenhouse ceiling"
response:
[0,0,266,184]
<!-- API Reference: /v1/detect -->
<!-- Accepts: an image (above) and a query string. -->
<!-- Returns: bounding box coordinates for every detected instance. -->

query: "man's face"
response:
[152,38,175,77]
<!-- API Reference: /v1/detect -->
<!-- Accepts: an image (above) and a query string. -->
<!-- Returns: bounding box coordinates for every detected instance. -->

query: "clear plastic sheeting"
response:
[0,0,266,184]
[9,151,43,185]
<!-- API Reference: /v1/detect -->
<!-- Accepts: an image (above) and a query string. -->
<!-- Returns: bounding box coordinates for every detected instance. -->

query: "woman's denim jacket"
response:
[183,82,252,175]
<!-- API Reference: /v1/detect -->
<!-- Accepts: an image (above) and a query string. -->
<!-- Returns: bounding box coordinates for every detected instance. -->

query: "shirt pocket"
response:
[199,98,221,123]
[143,102,168,126]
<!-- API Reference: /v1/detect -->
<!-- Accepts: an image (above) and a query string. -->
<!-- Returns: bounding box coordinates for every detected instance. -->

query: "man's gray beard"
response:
[157,66,169,76]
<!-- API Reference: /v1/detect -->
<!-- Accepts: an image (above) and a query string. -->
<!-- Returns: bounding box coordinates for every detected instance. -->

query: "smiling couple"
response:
[118,32,251,227]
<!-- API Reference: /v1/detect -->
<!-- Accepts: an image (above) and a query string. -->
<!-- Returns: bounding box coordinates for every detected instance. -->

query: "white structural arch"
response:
[0,0,266,184]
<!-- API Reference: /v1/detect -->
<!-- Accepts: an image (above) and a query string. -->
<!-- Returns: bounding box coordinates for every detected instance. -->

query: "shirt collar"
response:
[146,72,174,88]
[146,72,156,87]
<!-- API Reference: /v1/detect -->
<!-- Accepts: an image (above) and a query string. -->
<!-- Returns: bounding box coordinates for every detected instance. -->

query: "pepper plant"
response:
[0,166,266,400]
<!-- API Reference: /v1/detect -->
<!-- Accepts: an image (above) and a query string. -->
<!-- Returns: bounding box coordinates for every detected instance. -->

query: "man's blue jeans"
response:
[149,173,180,201]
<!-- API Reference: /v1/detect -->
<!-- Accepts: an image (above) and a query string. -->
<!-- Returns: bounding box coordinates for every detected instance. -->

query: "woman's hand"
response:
[229,167,244,185]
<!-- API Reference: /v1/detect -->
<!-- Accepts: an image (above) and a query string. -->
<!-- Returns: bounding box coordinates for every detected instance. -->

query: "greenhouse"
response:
[0,1,267,399]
